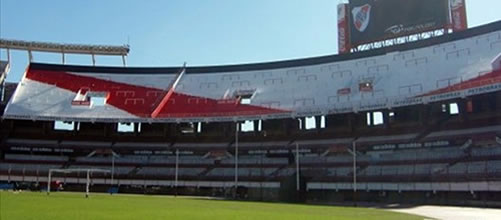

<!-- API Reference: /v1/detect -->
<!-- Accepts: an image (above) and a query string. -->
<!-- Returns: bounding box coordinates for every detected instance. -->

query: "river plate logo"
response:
[352,4,371,32]
[450,0,464,10]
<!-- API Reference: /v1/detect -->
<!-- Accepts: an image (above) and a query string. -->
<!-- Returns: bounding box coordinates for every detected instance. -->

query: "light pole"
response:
[86,170,90,198]
[111,152,115,187]
[47,170,52,195]
[296,142,300,191]
[234,122,239,199]
[175,149,179,197]
[352,141,357,206]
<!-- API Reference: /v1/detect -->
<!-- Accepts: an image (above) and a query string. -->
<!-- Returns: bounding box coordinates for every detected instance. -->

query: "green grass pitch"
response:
[0,191,425,220]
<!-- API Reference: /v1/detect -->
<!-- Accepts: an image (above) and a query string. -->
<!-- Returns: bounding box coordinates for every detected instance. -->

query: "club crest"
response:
[450,0,464,10]
[352,4,371,32]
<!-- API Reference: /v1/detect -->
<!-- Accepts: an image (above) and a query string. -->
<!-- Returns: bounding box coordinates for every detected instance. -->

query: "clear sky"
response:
[1,0,501,83]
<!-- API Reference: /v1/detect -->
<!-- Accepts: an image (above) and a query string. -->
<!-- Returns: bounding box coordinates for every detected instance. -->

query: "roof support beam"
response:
[1,38,129,56]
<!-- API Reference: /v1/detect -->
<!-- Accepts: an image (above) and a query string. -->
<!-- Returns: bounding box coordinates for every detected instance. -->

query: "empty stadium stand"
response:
[1,20,501,207]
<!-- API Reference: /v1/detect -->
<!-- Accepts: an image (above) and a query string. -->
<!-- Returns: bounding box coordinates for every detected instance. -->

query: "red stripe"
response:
[152,92,287,118]
[26,67,287,118]
[27,69,165,117]
[420,70,501,97]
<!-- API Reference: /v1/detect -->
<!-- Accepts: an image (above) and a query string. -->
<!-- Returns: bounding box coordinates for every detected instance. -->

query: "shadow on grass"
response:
[183,196,423,210]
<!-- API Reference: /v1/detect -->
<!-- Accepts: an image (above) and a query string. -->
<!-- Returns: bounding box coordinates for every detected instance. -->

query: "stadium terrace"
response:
[1,0,501,219]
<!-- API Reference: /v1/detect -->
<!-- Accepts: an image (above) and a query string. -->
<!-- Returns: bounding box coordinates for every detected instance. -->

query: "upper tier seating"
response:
[207,168,278,177]
[75,155,215,165]
[424,125,501,140]
[0,163,62,172]
[137,167,205,176]
[221,156,288,165]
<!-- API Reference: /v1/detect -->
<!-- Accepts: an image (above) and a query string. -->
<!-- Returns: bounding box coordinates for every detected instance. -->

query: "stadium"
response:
[1,0,501,219]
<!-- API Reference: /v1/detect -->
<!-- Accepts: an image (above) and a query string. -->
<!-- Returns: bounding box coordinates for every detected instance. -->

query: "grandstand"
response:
[1,4,501,210]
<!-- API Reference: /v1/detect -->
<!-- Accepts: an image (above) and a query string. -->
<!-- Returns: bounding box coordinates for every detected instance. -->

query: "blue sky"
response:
[1,0,501,83]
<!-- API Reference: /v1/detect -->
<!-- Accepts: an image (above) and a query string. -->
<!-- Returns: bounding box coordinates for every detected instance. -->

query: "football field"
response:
[0,191,425,220]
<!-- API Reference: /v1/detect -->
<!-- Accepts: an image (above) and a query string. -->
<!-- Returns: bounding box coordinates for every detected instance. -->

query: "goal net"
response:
[47,168,110,198]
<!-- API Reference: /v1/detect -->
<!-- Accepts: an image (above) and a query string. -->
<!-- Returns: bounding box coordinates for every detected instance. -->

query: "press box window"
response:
[118,123,135,133]
[442,103,460,115]
[305,116,316,130]
[367,112,384,126]
[54,121,75,131]
[373,112,384,125]
[449,103,459,115]
[241,120,254,132]
[180,122,202,134]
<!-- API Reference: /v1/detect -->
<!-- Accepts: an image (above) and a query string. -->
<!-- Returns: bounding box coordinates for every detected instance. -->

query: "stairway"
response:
[128,166,142,175]
[268,164,291,179]
[198,166,215,177]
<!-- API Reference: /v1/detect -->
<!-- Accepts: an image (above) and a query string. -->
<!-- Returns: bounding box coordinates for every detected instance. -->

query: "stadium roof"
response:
[0,39,129,56]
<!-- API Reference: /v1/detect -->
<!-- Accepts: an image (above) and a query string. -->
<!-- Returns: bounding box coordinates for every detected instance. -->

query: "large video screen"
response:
[349,0,449,46]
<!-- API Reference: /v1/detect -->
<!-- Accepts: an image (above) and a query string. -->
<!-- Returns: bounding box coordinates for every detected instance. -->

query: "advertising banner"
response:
[450,0,468,31]
[337,4,351,54]
[349,0,449,46]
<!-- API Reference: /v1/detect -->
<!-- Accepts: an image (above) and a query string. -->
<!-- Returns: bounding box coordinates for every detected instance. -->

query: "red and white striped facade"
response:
[4,21,501,123]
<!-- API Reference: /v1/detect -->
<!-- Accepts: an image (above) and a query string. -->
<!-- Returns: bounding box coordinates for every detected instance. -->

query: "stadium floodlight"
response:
[47,168,111,198]
[0,39,129,56]
[0,38,129,66]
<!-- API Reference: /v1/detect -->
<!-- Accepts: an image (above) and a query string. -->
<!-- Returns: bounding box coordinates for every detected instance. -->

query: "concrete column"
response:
[315,116,322,130]
[383,110,390,129]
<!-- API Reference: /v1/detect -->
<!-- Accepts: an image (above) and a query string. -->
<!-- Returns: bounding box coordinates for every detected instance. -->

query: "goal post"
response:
[47,168,111,198]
